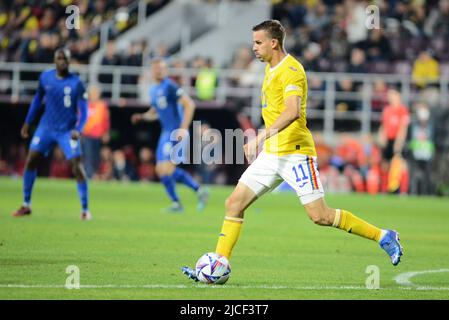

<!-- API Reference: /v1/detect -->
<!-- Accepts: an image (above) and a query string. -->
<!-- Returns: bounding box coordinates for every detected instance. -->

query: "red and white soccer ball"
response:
[195,252,231,285]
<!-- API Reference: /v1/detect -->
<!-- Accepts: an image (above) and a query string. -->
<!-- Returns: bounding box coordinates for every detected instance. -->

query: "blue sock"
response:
[76,181,89,212]
[173,168,200,192]
[23,169,37,206]
[160,175,180,202]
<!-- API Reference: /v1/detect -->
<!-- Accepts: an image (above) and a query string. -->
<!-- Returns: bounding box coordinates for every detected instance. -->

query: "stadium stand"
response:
[1,0,448,195]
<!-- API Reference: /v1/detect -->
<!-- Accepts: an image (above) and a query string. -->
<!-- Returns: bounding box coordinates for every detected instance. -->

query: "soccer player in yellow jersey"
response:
[182,20,403,282]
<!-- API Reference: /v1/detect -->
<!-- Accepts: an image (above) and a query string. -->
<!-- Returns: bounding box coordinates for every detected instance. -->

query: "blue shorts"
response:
[29,126,82,160]
[156,130,188,164]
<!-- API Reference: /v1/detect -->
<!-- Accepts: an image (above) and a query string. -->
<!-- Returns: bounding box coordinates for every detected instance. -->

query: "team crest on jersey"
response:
[69,139,78,149]
[32,137,40,145]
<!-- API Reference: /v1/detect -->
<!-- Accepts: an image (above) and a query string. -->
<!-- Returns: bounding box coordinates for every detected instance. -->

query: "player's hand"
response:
[244,138,259,163]
[71,130,81,140]
[21,124,30,139]
[177,129,189,142]
[131,113,142,124]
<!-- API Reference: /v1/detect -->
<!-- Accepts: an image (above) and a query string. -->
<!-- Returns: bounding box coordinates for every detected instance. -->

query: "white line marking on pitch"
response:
[394,269,449,291]
[0,284,448,291]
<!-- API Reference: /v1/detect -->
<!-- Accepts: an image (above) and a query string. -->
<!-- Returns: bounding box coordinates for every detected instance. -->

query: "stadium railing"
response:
[0,62,447,140]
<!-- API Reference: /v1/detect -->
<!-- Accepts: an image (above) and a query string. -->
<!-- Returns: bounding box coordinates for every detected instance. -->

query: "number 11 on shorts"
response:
[292,164,309,187]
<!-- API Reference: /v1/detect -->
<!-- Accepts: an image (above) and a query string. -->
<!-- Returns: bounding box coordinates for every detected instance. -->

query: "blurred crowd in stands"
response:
[1,0,448,195]
[0,0,169,64]
[0,85,440,195]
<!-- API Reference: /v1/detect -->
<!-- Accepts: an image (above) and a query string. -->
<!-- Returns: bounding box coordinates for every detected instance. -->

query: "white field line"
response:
[1,269,448,291]
[394,269,449,291]
[0,284,448,291]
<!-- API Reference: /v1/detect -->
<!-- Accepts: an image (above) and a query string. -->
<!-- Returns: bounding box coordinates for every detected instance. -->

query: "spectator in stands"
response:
[334,134,366,192]
[39,7,57,33]
[301,42,321,72]
[170,58,187,85]
[408,102,435,195]
[313,132,343,193]
[412,50,440,89]
[112,149,138,181]
[304,0,331,40]
[49,147,72,179]
[371,79,389,112]
[335,77,360,116]
[195,57,217,101]
[99,41,119,95]
[0,147,11,176]
[344,0,369,45]
[121,42,143,97]
[94,146,114,180]
[347,48,368,74]
[424,0,449,37]
[194,122,219,184]
[8,143,27,176]
[35,32,58,63]
[137,147,156,181]
[361,134,385,195]
[360,29,393,62]
[82,84,110,179]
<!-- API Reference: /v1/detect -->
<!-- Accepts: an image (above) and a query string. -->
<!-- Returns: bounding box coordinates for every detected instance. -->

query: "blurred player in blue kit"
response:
[12,48,91,220]
[132,59,209,212]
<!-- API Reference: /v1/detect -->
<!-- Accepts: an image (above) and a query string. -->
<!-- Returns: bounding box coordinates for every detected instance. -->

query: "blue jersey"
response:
[149,78,184,132]
[25,69,88,132]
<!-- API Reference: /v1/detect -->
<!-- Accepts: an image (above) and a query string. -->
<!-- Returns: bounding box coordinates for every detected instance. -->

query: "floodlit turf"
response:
[1,177,449,300]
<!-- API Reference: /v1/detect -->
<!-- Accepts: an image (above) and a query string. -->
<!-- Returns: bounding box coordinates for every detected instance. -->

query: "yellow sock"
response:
[215,217,243,259]
[333,209,382,242]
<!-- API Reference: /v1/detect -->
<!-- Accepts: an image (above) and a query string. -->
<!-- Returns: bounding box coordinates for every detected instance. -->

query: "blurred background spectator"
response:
[82,84,110,179]
[408,101,435,195]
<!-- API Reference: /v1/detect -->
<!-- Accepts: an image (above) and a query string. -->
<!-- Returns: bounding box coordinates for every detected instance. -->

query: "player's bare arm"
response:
[244,95,301,162]
[178,94,196,138]
[131,107,158,124]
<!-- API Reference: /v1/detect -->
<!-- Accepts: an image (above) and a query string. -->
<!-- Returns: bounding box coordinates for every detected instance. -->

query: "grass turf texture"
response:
[1,177,448,299]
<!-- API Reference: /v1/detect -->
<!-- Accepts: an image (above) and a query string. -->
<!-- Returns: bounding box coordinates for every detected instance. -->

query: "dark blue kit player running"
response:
[131,58,209,213]
[13,48,91,220]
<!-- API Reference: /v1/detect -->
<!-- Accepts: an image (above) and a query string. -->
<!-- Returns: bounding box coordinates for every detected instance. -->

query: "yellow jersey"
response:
[261,54,316,156]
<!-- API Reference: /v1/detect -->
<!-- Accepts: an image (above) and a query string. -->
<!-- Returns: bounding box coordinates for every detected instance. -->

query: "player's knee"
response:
[26,153,39,170]
[71,160,86,180]
[156,165,168,177]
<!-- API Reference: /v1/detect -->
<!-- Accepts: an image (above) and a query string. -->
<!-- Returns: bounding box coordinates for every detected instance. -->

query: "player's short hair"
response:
[150,57,167,66]
[54,47,71,60]
[252,20,285,49]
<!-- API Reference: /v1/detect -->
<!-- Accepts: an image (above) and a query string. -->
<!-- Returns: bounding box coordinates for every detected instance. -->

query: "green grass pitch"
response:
[1,177,448,299]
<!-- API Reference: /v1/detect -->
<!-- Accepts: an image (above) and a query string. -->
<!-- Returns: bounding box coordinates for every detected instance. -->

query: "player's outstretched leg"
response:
[72,156,91,220]
[13,151,42,217]
[172,167,209,211]
[303,197,403,266]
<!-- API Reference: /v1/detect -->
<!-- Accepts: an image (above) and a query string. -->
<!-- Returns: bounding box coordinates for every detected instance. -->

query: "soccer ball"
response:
[195,252,231,285]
